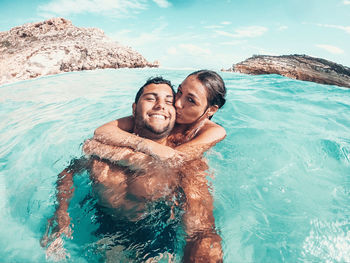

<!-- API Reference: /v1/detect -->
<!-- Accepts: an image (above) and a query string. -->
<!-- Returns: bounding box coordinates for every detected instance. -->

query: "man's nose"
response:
[154,99,165,109]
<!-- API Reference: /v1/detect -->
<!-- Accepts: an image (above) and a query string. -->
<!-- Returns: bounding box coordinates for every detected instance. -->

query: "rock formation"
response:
[0,17,158,85]
[226,54,350,88]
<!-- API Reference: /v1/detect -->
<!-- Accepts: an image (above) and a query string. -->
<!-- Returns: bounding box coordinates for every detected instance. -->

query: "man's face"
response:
[133,83,176,140]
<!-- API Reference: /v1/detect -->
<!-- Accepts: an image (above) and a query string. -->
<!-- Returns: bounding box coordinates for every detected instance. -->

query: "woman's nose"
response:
[175,98,182,109]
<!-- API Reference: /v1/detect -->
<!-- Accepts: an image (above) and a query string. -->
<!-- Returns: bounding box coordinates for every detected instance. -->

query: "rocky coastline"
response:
[0,18,158,86]
[225,54,350,88]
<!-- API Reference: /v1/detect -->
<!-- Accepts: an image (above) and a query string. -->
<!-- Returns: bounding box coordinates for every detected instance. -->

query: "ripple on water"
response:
[1,69,350,262]
[302,219,350,262]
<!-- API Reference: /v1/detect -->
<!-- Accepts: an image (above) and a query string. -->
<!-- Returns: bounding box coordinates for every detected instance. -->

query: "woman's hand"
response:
[84,138,187,169]
[83,139,135,163]
[40,209,72,261]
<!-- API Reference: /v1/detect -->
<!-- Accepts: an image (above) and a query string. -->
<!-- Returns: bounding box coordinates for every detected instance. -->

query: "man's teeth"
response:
[150,114,165,120]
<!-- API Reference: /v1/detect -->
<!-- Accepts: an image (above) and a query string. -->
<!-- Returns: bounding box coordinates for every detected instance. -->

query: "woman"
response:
[91,69,227,163]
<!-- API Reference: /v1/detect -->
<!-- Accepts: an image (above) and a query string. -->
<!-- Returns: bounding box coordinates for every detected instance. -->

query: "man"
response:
[42,77,222,262]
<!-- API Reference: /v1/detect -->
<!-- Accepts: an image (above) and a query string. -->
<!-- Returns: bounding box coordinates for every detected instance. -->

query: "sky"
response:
[1,0,350,70]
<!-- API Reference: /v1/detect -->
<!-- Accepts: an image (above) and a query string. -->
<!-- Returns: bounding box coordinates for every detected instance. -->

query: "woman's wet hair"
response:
[188,70,226,109]
[135,76,175,104]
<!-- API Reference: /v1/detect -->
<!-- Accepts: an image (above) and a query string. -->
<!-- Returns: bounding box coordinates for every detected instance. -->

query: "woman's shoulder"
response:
[169,120,226,148]
[186,120,226,146]
[202,119,225,132]
[200,120,226,138]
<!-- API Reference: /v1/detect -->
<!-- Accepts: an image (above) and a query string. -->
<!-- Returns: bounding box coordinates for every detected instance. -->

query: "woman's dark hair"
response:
[134,76,175,104]
[188,70,226,109]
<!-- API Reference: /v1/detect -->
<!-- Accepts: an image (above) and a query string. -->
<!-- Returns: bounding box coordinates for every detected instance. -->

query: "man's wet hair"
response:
[134,77,175,104]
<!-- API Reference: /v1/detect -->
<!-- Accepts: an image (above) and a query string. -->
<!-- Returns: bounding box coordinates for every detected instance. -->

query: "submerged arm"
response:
[181,162,223,262]
[41,157,89,255]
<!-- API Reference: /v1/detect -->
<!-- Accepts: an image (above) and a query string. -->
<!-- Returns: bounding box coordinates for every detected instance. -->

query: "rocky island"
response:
[226,54,350,88]
[0,18,158,85]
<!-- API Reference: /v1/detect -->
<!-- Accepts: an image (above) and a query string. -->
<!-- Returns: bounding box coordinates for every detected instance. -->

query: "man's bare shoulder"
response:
[115,116,135,132]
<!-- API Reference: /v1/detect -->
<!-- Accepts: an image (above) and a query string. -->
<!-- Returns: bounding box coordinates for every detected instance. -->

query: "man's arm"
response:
[180,161,223,263]
[41,157,89,258]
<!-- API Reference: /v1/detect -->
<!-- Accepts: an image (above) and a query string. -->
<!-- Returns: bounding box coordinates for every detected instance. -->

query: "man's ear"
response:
[132,103,136,117]
[207,105,219,118]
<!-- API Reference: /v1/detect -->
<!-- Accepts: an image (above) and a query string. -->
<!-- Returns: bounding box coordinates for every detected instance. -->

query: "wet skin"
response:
[90,82,178,219]
[43,79,225,262]
[90,157,180,220]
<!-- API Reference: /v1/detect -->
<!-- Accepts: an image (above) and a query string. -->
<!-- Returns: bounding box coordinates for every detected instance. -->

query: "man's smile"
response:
[148,112,169,120]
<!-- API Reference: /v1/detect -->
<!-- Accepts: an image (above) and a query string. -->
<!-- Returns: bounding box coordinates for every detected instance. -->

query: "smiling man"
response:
[132,77,176,140]
[42,77,222,262]
[42,77,181,261]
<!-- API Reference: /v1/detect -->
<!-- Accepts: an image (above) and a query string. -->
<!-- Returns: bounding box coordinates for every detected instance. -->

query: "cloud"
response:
[167,46,177,55]
[38,0,154,18]
[278,25,288,31]
[344,0,350,4]
[112,22,168,47]
[235,26,268,37]
[178,44,211,56]
[205,25,224,29]
[215,26,268,38]
[152,0,171,8]
[243,45,278,56]
[220,40,246,45]
[317,24,350,34]
[316,44,344,54]
[204,21,231,30]
[215,30,236,37]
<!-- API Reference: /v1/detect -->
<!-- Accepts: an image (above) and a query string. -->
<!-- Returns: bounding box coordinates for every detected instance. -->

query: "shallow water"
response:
[1,68,349,262]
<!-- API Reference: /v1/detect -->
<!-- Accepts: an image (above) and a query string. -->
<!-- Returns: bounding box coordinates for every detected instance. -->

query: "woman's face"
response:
[175,75,209,124]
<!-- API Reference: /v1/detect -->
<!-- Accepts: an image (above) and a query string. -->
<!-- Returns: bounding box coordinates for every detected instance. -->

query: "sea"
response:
[0,68,349,262]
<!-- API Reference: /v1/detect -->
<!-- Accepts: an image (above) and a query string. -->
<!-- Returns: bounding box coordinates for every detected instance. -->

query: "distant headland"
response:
[0,18,158,85]
[223,54,350,88]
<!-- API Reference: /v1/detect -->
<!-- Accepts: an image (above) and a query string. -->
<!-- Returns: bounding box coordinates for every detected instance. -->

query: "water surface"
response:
[1,68,349,262]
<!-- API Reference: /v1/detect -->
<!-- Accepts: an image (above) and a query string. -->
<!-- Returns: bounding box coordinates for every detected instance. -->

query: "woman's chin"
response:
[175,118,185,124]
[175,119,192,125]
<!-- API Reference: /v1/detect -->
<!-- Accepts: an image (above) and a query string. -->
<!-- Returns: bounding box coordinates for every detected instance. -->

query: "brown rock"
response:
[0,17,159,85]
[225,54,350,88]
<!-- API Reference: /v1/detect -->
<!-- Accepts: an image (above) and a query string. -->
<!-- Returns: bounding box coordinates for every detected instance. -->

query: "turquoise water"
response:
[1,68,350,262]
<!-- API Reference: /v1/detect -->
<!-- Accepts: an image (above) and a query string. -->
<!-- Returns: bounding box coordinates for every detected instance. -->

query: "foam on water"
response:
[1,68,349,262]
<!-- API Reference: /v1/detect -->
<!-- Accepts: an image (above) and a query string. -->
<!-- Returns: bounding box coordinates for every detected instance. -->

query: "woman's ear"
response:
[132,103,136,117]
[207,105,219,118]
